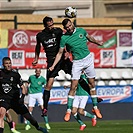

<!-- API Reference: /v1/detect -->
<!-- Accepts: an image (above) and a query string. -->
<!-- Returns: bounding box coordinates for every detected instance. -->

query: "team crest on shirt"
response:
[79,34,83,38]
[2,83,12,93]
[38,81,41,85]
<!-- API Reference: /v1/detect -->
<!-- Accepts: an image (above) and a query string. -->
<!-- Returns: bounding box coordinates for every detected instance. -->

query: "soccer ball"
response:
[65,6,77,18]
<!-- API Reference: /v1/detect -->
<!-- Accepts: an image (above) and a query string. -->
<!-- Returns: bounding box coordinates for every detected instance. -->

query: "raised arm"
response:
[86,34,103,46]
[49,48,64,71]
[32,36,41,66]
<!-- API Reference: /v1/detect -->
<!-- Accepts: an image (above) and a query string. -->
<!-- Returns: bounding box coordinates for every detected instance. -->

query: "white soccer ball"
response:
[65,6,77,18]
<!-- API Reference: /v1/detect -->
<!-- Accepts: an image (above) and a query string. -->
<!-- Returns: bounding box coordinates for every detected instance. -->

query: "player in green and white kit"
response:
[25,68,51,130]
[72,73,96,131]
[49,18,103,121]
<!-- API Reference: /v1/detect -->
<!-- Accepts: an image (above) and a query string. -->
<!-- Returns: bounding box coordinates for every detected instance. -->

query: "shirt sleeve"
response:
[60,36,66,48]
[18,73,23,87]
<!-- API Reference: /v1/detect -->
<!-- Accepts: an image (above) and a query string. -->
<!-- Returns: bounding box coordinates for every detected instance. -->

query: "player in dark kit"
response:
[32,16,103,118]
[32,16,72,116]
[0,57,48,133]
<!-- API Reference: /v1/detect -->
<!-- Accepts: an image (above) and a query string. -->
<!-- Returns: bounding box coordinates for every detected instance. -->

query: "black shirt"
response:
[0,69,23,100]
[36,27,63,60]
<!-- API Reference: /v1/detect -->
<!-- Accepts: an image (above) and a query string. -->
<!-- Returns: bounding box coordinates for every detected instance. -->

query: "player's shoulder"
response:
[12,69,18,73]
[11,69,21,76]
[54,27,63,33]
[29,75,35,78]
[76,27,84,31]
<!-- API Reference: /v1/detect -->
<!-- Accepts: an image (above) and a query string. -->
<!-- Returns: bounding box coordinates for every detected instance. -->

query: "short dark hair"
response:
[43,16,53,27]
[62,18,71,27]
[2,57,11,64]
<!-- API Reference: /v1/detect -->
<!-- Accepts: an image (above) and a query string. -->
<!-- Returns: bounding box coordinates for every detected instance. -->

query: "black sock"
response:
[0,128,4,133]
[7,121,13,129]
[23,113,39,129]
[78,77,91,95]
[43,90,50,109]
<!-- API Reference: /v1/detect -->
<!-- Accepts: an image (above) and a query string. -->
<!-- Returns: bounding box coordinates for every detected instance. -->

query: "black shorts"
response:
[0,99,29,115]
[47,58,72,80]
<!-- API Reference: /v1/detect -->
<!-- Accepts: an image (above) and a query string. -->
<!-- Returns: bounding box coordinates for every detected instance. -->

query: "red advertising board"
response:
[8,30,47,68]
[8,29,116,68]
[90,48,116,68]
[87,30,116,48]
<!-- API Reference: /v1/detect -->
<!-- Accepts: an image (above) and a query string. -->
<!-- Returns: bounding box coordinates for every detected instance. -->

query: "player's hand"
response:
[32,60,38,66]
[19,94,25,104]
[98,42,104,46]
[49,66,54,71]
[64,52,70,60]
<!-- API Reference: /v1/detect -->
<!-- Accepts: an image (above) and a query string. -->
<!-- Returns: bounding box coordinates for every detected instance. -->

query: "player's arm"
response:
[86,34,103,46]
[32,36,41,66]
[49,48,64,71]
[17,74,26,104]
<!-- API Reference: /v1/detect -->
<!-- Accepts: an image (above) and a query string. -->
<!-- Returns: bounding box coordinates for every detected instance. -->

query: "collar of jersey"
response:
[73,27,76,34]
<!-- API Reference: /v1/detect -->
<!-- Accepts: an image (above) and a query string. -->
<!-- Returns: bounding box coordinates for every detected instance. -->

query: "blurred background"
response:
[0,0,133,123]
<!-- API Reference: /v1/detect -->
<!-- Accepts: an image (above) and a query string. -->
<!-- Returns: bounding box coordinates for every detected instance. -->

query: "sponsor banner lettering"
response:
[9,50,25,67]
[8,30,47,68]
[95,85,133,103]
[87,30,117,48]
[49,87,70,104]
[48,86,133,104]
[116,47,133,67]
[8,30,39,49]
[90,48,116,67]
[117,30,133,47]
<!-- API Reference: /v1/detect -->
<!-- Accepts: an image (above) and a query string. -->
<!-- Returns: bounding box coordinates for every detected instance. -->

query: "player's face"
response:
[64,21,75,33]
[35,68,41,77]
[46,20,54,30]
[3,60,12,71]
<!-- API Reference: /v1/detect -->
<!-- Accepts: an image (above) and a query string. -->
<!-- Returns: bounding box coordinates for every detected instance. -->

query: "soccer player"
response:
[32,16,72,116]
[4,111,20,133]
[0,57,48,133]
[25,68,51,130]
[65,72,97,131]
[49,18,103,121]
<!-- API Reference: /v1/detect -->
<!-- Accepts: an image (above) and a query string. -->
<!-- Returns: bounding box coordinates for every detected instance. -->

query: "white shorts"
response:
[28,93,43,107]
[24,95,29,105]
[72,53,96,80]
[73,95,88,109]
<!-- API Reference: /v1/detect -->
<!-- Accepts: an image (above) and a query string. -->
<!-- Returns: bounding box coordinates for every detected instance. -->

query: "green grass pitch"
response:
[4,120,133,133]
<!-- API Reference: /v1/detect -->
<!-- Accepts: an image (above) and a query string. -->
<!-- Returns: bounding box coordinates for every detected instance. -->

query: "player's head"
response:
[2,57,12,71]
[43,16,54,30]
[35,68,41,77]
[62,18,75,33]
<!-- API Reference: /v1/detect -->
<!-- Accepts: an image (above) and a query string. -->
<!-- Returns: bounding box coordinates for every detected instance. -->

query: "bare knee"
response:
[72,107,78,115]
[78,109,84,116]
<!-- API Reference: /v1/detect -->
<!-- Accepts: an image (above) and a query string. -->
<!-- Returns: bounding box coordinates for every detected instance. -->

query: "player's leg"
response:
[64,79,79,121]
[38,93,51,130]
[5,111,21,133]
[88,78,102,118]
[42,61,61,116]
[78,77,103,103]
[85,55,102,119]
[72,96,86,131]
[13,103,48,133]
[25,94,36,130]
[42,77,54,115]
[23,94,29,126]
[64,61,82,121]
[78,96,97,126]
[0,107,7,133]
